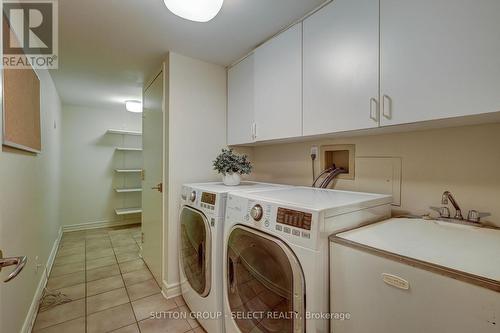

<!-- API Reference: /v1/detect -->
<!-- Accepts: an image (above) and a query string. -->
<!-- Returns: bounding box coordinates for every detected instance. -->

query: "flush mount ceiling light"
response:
[163,0,224,22]
[125,100,142,113]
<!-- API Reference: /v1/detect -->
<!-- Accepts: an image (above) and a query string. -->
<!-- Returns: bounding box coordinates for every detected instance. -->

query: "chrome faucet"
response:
[441,191,463,220]
[431,191,491,226]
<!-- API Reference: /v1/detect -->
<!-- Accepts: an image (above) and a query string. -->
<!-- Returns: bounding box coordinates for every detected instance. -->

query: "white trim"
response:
[162,280,181,299]
[47,227,63,275]
[2,140,41,154]
[22,226,63,333]
[63,218,141,232]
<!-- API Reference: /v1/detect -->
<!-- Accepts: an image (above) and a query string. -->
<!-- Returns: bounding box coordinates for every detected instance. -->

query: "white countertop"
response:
[241,187,392,216]
[336,218,500,281]
[184,181,288,194]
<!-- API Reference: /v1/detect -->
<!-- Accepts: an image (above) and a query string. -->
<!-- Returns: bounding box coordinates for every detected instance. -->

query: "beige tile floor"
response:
[33,224,206,333]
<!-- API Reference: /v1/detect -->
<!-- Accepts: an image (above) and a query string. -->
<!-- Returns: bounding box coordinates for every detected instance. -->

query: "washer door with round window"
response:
[226,225,305,333]
[179,206,212,297]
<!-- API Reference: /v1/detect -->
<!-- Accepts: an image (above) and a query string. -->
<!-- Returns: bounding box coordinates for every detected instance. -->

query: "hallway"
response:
[32,225,204,333]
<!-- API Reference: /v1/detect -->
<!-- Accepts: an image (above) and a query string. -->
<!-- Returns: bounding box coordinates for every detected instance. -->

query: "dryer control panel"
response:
[181,186,224,219]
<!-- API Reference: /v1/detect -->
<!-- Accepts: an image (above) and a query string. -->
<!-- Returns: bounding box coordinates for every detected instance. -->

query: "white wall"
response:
[60,105,142,229]
[247,122,500,228]
[164,53,227,294]
[0,69,62,333]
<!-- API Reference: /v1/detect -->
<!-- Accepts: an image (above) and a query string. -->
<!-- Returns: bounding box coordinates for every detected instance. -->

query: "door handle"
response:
[0,250,28,283]
[151,183,163,193]
[369,97,379,122]
[382,94,392,120]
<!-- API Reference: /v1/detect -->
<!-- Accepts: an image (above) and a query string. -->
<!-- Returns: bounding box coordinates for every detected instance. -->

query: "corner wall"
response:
[59,105,142,230]
[0,69,63,333]
[164,53,227,294]
[247,122,500,227]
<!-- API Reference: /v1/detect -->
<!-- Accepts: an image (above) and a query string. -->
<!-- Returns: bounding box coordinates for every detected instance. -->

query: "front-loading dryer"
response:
[222,187,392,333]
[179,182,289,333]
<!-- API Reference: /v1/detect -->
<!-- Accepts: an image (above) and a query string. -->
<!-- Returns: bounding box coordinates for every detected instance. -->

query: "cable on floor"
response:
[38,265,72,311]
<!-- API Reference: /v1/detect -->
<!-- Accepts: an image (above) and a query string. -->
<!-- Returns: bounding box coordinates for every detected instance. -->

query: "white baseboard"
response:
[63,218,141,232]
[22,226,63,333]
[162,280,181,299]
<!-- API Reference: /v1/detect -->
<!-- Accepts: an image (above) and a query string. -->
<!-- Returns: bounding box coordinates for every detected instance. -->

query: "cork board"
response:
[2,67,41,153]
[2,12,42,153]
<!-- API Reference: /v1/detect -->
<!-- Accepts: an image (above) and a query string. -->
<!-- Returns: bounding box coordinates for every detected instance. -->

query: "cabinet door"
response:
[380,0,500,126]
[227,54,255,145]
[303,0,379,136]
[254,23,302,141]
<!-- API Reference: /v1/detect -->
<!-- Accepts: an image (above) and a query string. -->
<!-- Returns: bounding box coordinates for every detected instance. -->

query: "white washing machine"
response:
[179,182,289,333]
[222,187,392,333]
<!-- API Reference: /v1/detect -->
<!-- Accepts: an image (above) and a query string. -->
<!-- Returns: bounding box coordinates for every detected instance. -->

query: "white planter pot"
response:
[222,173,241,186]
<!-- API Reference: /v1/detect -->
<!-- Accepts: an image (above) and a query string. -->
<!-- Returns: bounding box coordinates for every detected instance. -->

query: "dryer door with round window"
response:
[226,225,305,333]
[179,207,211,297]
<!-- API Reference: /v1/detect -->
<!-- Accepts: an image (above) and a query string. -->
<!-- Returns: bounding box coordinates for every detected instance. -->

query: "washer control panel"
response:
[229,196,315,247]
[276,208,312,230]
[250,204,263,221]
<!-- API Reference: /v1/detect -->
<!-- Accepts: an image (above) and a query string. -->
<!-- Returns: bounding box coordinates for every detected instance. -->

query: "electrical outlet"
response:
[310,146,318,158]
[34,256,42,273]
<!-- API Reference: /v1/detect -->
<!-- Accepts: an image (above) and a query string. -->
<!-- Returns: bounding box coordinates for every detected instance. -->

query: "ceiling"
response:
[51,0,327,111]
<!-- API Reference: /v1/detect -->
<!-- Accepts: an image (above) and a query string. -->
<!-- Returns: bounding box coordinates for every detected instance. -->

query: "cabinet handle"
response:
[252,122,257,140]
[382,95,392,120]
[369,98,379,122]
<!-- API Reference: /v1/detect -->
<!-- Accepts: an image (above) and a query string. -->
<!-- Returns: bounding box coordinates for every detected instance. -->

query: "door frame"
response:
[142,65,166,284]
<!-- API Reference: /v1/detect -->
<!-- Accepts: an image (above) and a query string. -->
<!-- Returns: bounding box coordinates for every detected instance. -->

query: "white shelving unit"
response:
[107,129,142,136]
[107,129,143,217]
[115,147,143,152]
[115,207,143,215]
[115,187,143,193]
[115,169,142,173]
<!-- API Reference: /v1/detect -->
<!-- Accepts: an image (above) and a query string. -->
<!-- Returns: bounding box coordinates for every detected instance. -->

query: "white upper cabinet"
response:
[227,0,500,145]
[303,0,380,136]
[254,23,302,141]
[380,0,500,126]
[227,54,255,145]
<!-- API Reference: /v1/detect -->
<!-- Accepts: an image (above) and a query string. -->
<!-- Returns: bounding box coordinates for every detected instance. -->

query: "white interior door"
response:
[141,70,164,284]
[0,42,29,332]
[0,204,28,333]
